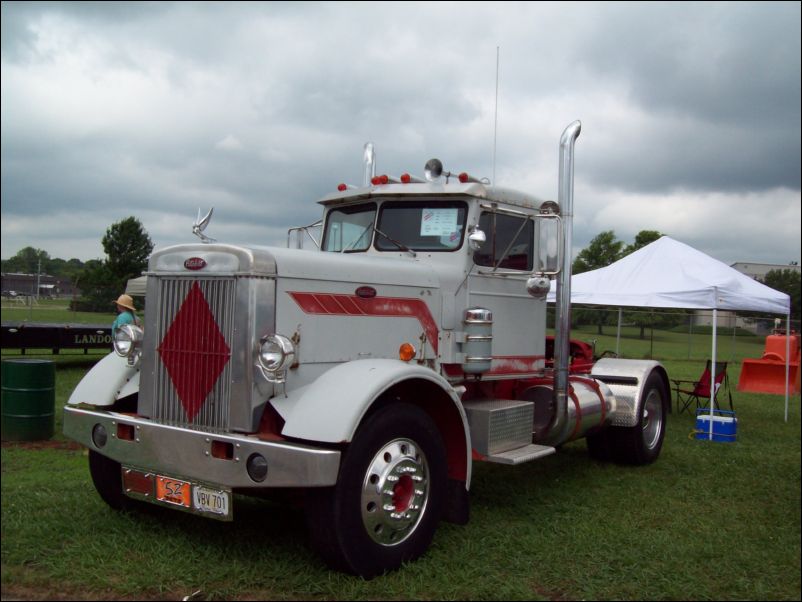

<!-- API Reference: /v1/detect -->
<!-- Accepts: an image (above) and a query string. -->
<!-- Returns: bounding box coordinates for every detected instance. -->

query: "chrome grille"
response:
[152,277,236,431]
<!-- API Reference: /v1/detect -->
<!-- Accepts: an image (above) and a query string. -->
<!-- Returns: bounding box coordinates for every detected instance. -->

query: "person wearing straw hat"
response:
[112,294,140,336]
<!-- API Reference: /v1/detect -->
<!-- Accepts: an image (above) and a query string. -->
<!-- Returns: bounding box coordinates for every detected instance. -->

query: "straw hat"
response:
[113,294,136,311]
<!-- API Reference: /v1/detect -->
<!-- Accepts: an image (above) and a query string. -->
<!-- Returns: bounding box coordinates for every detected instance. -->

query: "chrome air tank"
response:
[524,377,616,445]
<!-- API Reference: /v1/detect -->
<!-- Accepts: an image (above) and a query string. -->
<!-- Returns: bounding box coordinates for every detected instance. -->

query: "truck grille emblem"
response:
[158,282,231,422]
[184,257,207,270]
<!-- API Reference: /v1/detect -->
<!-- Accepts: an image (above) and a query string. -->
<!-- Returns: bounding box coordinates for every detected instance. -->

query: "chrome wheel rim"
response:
[361,438,429,546]
[641,388,664,450]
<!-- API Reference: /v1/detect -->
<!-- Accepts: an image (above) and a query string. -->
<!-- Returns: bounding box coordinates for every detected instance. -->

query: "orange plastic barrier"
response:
[738,333,801,395]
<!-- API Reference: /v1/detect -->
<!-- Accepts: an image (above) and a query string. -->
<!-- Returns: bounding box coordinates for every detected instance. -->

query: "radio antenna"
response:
[492,46,500,187]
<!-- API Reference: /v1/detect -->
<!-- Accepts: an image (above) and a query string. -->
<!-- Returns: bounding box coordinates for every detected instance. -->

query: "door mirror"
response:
[468,227,486,251]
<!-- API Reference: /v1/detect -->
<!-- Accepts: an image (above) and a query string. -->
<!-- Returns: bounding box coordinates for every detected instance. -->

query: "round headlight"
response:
[258,334,295,373]
[114,324,144,358]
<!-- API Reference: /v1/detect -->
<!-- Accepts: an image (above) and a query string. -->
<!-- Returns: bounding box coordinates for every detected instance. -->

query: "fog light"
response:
[246,453,268,482]
[92,423,108,448]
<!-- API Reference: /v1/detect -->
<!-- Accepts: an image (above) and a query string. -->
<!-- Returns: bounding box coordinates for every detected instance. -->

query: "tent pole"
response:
[616,307,622,356]
[709,309,717,439]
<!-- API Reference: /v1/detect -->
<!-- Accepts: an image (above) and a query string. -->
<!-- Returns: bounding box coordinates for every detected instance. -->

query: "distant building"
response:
[730,262,801,281]
[0,272,77,298]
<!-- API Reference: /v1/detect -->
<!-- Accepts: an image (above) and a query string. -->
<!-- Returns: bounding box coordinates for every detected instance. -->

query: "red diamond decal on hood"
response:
[158,282,231,422]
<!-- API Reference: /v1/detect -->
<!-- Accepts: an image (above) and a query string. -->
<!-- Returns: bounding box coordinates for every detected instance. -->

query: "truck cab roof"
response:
[318,181,550,213]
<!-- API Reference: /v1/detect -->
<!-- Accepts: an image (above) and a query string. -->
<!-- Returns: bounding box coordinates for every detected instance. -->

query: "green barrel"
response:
[1,359,55,441]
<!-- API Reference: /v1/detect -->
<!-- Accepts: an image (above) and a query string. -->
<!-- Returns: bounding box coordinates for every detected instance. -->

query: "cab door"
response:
[467,209,546,378]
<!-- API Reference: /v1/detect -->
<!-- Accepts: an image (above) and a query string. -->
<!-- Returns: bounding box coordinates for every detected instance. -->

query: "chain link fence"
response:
[548,306,800,362]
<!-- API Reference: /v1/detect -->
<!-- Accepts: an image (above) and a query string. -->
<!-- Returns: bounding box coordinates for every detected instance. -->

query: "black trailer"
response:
[1,323,112,354]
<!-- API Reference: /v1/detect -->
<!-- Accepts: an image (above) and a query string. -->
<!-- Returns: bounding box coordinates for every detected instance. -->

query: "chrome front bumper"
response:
[63,406,341,489]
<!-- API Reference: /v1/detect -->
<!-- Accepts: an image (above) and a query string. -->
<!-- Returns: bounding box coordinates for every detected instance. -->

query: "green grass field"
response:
[1,297,117,325]
[2,308,800,600]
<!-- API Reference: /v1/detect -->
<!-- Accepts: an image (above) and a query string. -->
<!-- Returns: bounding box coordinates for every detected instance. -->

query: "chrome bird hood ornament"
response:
[192,208,216,243]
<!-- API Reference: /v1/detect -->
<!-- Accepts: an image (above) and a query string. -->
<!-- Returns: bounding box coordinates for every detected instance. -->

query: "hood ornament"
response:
[192,208,216,243]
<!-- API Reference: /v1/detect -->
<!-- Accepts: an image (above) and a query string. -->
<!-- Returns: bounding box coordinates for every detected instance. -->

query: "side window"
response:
[473,212,534,271]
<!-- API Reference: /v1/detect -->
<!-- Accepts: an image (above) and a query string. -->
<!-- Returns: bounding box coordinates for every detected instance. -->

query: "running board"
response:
[484,443,556,465]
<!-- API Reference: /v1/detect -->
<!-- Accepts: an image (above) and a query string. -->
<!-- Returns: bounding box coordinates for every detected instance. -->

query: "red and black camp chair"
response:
[673,360,733,414]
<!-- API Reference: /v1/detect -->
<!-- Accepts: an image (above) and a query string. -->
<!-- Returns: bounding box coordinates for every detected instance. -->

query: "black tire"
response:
[607,372,668,465]
[88,450,133,511]
[305,403,447,578]
[585,428,613,462]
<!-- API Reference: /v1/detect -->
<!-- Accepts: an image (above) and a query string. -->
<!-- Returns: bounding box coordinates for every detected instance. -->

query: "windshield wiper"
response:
[341,223,416,257]
[374,227,417,257]
[342,224,373,252]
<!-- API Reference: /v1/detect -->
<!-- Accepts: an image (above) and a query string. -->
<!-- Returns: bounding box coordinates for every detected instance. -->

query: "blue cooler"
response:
[695,409,737,442]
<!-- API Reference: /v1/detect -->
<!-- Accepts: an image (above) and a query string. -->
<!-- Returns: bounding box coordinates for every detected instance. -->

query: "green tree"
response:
[572,231,623,274]
[763,268,801,322]
[73,261,117,313]
[622,230,663,256]
[102,217,154,293]
[2,247,50,274]
[71,217,153,312]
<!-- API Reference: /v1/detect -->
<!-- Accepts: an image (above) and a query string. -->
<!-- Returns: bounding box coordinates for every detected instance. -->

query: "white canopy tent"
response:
[125,275,147,297]
[548,236,793,424]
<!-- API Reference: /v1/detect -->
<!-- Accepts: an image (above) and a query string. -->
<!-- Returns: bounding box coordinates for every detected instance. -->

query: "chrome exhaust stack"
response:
[542,120,581,446]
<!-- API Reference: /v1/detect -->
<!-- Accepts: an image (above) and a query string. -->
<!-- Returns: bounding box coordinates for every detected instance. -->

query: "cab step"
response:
[484,443,556,465]
[463,398,556,465]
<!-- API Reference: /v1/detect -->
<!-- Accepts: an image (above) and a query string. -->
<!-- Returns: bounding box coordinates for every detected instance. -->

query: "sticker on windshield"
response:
[420,208,458,236]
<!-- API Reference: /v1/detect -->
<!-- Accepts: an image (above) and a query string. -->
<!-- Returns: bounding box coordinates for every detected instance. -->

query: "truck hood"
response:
[149,243,440,289]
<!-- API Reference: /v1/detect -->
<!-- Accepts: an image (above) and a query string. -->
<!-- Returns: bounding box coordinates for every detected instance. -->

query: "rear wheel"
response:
[608,372,668,465]
[305,403,447,578]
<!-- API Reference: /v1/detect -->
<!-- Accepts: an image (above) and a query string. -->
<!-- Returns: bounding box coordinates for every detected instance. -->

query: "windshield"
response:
[322,204,377,252]
[322,200,468,253]
[376,201,467,251]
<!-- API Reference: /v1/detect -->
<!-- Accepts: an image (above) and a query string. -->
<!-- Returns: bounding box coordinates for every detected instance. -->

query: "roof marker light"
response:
[459,172,482,184]
[401,173,425,184]
[371,175,402,186]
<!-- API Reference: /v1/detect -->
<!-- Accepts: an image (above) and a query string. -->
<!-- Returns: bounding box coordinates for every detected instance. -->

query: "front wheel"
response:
[88,450,133,511]
[305,403,447,578]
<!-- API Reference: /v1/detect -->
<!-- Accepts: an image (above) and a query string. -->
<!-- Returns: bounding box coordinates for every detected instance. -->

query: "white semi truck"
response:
[64,121,669,577]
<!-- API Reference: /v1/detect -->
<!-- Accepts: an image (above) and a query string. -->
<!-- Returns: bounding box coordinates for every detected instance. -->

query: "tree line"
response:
[2,217,153,312]
[3,223,799,320]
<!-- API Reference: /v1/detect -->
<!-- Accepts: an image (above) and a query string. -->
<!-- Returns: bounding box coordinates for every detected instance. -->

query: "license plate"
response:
[127,469,232,520]
[156,476,191,507]
[193,486,230,516]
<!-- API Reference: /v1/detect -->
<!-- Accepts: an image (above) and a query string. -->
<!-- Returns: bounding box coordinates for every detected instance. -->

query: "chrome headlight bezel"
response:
[113,324,144,365]
[257,334,295,382]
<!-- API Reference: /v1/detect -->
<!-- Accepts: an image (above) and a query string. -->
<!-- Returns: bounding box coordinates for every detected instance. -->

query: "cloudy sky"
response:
[2,1,800,268]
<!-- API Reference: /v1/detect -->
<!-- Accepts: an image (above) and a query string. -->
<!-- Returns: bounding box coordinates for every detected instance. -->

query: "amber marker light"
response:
[399,342,416,362]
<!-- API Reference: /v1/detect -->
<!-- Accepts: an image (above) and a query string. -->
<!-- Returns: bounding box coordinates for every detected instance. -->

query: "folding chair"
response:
[672,360,734,414]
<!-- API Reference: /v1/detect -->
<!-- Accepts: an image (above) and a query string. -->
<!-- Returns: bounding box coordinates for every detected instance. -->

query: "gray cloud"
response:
[1,1,799,267]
